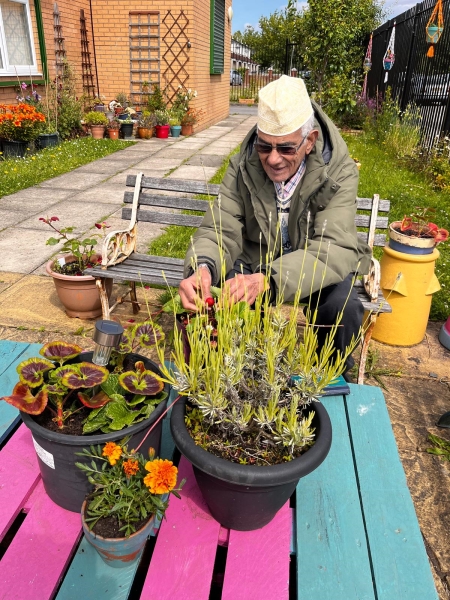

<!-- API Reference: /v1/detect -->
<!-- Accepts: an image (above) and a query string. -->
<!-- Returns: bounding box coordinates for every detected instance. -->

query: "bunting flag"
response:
[426,0,444,58]
[383,23,396,83]
[362,33,373,100]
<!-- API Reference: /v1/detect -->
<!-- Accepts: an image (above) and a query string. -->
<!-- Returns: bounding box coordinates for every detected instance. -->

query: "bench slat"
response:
[122,207,203,227]
[296,394,376,599]
[124,191,212,211]
[127,175,220,196]
[222,502,291,600]
[141,457,222,599]
[0,480,81,600]
[346,385,439,600]
[357,198,390,212]
[358,232,386,246]
[355,215,388,229]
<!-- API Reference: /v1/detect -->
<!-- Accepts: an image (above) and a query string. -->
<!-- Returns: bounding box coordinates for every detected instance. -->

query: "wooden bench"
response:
[0,340,438,599]
[88,173,392,384]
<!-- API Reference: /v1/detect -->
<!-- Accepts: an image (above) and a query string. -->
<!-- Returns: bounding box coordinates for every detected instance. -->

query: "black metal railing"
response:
[368,0,450,143]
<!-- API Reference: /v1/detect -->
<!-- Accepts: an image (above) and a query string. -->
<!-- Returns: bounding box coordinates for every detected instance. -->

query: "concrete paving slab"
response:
[186,155,226,167]
[74,160,137,175]
[168,165,217,180]
[154,148,196,159]
[0,209,34,230]
[68,184,130,205]
[1,187,75,207]
[0,228,63,273]
[106,168,143,185]
[0,271,24,295]
[194,146,230,156]
[132,157,182,170]
[16,200,118,233]
[39,171,107,190]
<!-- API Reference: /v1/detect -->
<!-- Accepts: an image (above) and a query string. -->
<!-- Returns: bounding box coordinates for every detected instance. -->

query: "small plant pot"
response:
[82,499,156,567]
[90,125,106,139]
[115,107,124,116]
[138,126,153,139]
[181,124,193,136]
[94,104,106,112]
[118,114,128,121]
[170,125,182,137]
[238,98,255,105]
[108,129,120,140]
[37,133,59,149]
[120,123,134,138]
[170,397,332,531]
[426,25,442,44]
[2,140,29,158]
[388,222,436,255]
[155,125,170,139]
[383,59,394,71]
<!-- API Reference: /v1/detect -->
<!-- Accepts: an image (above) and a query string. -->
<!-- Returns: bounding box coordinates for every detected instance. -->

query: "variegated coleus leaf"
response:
[1,382,48,414]
[39,341,83,365]
[133,321,165,348]
[17,357,55,388]
[78,390,111,408]
[117,327,133,354]
[118,369,164,396]
[61,362,109,389]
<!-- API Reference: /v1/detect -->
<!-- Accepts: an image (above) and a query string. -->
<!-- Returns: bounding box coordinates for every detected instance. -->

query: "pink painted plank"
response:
[218,526,230,546]
[221,502,291,600]
[0,481,82,600]
[0,424,40,541]
[141,457,221,600]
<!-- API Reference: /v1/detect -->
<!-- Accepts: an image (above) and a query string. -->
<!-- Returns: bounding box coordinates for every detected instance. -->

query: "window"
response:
[0,0,38,75]
[210,0,224,75]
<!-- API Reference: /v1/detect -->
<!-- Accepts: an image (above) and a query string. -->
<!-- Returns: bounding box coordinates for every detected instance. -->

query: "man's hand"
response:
[222,273,268,306]
[179,266,212,311]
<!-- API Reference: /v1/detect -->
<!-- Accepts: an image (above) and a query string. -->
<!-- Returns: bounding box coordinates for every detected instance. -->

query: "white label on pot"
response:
[57,257,66,267]
[32,437,55,469]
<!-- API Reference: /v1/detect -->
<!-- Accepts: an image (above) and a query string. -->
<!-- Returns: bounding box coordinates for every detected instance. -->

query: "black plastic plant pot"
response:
[20,352,169,513]
[120,123,134,138]
[170,397,332,531]
[37,133,59,149]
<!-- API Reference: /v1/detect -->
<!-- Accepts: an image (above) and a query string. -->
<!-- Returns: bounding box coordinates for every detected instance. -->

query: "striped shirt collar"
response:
[274,159,307,200]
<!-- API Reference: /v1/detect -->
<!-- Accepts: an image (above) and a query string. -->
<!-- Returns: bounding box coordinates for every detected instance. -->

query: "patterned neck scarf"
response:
[274,159,307,254]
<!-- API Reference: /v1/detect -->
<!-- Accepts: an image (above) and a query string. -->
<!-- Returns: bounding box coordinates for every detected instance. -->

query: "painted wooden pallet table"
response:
[0,340,439,600]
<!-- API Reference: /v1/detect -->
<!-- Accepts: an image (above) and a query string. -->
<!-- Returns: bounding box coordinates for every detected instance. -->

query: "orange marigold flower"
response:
[123,459,140,477]
[102,442,122,465]
[144,459,178,494]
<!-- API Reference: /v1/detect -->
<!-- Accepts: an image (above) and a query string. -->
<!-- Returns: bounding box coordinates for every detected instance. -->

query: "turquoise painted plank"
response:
[346,384,439,600]
[296,395,375,600]
[55,536,139,600]
[0,341,42,443]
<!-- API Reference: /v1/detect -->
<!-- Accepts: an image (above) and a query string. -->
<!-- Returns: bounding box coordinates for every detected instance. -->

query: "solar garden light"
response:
[92,320,124,366]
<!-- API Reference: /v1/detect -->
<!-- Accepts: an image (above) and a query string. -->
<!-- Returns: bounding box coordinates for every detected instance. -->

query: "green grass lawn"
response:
[147,145,241,259]
[343,132,450,320]
[0,137,135,198]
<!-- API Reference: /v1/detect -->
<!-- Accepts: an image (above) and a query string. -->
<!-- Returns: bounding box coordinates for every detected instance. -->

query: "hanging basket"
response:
[363,58,372,72]
[426,24,443,43]
[383,58,394,71]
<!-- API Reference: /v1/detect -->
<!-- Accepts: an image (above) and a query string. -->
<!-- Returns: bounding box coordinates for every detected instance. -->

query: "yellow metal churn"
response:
[372,246,441,346]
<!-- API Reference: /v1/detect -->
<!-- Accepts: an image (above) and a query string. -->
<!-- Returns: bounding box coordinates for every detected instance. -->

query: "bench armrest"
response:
[100,172,143,268]
[363,256,381,302]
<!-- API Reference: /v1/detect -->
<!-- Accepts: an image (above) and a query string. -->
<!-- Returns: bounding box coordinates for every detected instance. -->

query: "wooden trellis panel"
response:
[80,9,96,98]
[53,3,66,79]
[162,10,189,103]
[129,12,160,109]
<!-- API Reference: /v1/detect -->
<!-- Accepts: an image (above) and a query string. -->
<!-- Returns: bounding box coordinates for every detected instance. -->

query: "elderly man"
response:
[179,75,371,370]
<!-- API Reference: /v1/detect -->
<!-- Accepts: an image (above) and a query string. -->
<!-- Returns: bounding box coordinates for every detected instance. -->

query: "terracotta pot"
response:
[108,129,120,140]
[181,124,193,136]
[90,125,106,139]
[46,255,113,318]
[138,126,153,139]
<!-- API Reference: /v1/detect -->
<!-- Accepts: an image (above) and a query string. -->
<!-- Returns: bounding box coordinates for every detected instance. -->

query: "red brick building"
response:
[0,0,231,129]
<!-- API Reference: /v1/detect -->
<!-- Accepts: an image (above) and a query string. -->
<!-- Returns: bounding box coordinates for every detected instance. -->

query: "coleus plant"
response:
[399,207,448,243]
[0,323,167,434]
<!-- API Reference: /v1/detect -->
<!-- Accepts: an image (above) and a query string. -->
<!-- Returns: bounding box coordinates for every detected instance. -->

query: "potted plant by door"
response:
[84,111,108,139]
[157,275,357,531]
[137,111,156,139]
[154,109,170,138]
[41,216,113,318]
[0,322,169,513]
[106,118,121,140]
[0,103,45,157]
[77,442,183,567]
[180,108,204,136]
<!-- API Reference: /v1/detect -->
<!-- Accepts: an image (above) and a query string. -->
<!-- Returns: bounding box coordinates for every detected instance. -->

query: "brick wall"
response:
[0,0,231,127]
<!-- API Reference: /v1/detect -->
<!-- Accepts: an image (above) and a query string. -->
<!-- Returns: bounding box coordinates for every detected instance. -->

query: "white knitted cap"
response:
[257,75,314,136]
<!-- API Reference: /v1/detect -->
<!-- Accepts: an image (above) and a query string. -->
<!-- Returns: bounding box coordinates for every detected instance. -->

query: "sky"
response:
[231,0,417,36]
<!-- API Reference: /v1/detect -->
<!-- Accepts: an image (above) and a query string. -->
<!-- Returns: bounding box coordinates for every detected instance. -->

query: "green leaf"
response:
[46,237,60,246]
[101,373,121,397]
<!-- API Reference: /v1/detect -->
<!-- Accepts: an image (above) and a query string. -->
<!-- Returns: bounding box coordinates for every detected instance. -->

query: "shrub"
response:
[84,111,108,126]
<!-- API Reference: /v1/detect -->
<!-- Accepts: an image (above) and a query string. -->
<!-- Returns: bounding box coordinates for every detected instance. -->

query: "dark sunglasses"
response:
[254,135,307,156]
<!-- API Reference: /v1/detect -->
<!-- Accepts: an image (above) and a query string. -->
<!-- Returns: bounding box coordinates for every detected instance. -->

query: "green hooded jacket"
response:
[184,102,371,300]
